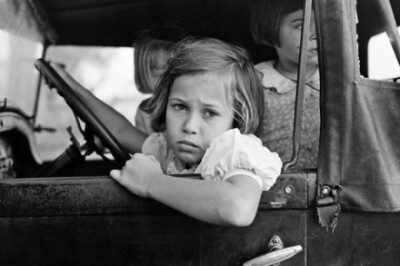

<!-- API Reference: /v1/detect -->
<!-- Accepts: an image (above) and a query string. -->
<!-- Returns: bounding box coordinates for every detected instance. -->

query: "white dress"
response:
[142,128,282,191]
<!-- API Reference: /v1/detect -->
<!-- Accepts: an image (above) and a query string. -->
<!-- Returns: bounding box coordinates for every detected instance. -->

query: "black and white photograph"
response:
[1,0,400,265]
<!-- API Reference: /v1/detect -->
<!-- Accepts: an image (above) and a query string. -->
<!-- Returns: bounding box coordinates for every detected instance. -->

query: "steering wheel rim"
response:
[34,58,131,166]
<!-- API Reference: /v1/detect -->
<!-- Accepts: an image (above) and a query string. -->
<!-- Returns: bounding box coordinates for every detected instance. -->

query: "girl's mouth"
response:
[177,140,199,148]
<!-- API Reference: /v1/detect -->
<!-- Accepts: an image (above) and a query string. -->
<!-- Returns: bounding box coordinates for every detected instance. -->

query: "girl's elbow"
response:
[220,199,258,227]
[227,215,255,227]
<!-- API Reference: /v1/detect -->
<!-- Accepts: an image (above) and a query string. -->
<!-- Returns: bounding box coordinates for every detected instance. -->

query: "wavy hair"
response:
[133,24,187,94]
[134,39,174,94]
[147,37,264,135]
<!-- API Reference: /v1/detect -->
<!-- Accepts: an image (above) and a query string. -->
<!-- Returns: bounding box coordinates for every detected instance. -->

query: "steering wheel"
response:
[34,58,131,168]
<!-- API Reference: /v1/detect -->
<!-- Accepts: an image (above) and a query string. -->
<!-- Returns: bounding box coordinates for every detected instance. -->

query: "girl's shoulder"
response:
[137,97,153,113]
[198,129,282,190]
[135,107,154,135]
[255,60,294,94]
[255,60,276,72]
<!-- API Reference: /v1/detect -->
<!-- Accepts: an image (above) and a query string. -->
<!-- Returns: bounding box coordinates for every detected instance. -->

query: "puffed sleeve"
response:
[142,132,170,172]
[198,129,282,191]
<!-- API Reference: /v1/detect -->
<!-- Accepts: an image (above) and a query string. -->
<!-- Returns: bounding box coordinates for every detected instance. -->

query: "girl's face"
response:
[165,72,234,167]
[275,9,318,68]
[149,49,169,92]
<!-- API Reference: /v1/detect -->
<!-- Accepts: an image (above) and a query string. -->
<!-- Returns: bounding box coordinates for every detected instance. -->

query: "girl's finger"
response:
[109,169,121,180]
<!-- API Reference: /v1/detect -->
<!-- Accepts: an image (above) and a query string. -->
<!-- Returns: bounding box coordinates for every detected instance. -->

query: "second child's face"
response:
[149,50,169,92]
[165,72,234,167]
[276,9,318,67]
[149,49,170,92]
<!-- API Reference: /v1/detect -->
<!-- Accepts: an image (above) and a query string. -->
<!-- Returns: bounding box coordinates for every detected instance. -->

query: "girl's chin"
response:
[176,153,202,167]
[307,55,319,65]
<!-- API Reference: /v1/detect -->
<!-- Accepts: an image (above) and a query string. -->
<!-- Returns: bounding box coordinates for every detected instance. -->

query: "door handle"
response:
[243,235,302,266]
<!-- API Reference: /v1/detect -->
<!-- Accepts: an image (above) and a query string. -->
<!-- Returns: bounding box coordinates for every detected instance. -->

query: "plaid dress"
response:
[256,61,320,169]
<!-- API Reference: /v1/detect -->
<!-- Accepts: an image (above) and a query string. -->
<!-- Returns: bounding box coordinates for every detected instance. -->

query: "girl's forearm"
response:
[63,71,147,153]
[53,63,148,153]
[76,88,147,153]
[147,175,262,226]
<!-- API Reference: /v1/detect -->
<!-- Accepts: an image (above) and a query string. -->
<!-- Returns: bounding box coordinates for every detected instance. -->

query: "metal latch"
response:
[316,185,341,231]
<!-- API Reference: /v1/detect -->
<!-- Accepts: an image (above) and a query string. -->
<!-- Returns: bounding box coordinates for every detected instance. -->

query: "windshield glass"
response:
[368,27,400,80]
[0,1,44,116]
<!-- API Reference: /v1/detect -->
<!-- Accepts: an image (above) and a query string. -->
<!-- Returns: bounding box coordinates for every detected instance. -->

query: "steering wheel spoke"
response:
[34,59,130,175]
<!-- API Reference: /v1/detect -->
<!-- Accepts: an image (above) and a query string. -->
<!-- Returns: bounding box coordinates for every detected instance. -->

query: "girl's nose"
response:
[182,112,199,134]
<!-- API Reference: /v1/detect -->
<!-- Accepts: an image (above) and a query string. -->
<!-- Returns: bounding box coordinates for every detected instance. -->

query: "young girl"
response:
[250,0,320,169]
[109,37,282,226]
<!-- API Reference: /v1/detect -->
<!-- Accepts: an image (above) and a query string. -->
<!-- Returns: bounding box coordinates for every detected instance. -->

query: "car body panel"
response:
[0,174,310,265]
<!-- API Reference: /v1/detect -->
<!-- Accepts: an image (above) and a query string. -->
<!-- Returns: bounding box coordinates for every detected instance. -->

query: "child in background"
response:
[0,136,16,179]
[250,0,320,169]
[110,37,282,226]
[134,38,173,134]
[133,25,186,134]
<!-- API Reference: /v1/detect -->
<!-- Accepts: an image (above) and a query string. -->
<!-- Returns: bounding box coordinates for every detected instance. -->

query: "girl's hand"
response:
[110,153,163,198]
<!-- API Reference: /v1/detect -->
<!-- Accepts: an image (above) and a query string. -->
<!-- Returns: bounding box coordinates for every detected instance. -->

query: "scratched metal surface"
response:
[0,172,310,265]
[0,173,313,217]
[307,212,400,265]
[0,210,307,265]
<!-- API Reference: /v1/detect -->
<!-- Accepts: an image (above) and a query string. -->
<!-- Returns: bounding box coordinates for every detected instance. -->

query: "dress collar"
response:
[257,60,320,94]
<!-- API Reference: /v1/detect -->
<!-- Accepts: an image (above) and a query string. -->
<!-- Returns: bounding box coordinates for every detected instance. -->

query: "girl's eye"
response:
[294,23,303,30]
[173,103,187,111]
[204,110,218,118]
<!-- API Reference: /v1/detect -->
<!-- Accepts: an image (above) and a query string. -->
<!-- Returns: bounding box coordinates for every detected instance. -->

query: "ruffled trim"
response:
[142,133,197,174]
[198,129,282,190]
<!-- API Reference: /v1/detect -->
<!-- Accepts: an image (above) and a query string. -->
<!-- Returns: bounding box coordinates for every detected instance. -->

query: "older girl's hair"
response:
[133,24,187,94]
[148,37,264,134]
[134,38,173,94]
[250,0,304,46]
